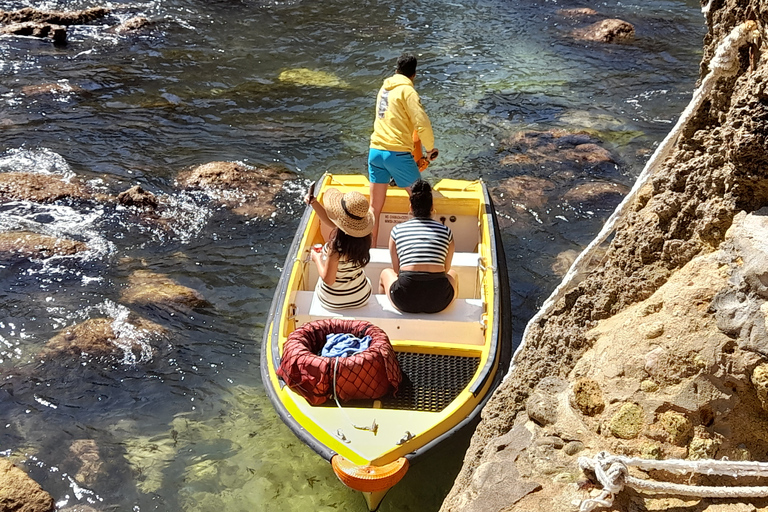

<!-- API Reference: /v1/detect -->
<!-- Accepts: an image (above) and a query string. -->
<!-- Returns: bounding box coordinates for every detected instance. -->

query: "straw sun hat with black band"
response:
[323,188,375,238]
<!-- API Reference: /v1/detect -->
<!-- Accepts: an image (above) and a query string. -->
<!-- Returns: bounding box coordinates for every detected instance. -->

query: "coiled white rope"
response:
[506,20,763,381]
[578,451,768,511]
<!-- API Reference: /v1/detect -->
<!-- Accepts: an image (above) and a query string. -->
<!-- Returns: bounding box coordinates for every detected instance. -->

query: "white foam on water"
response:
[88,299,158,365]
[0,147,75,180]
[157,191,212,244]
[0,200,116,263]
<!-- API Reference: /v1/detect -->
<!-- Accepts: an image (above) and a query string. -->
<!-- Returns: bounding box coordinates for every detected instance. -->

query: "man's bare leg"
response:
[369,182,388,248]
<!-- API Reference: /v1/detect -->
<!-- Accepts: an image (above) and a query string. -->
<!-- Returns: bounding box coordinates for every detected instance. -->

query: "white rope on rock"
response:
[506,20,763,381]
[578,451,768,512]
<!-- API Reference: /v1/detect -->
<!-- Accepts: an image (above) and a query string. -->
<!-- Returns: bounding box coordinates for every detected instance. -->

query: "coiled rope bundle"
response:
[578,451,768,511]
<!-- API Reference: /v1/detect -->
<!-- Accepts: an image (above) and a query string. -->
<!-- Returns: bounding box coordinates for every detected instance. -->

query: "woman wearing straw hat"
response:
[305,188,375,309]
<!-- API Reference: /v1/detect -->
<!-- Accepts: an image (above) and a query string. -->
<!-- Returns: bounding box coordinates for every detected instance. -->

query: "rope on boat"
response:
[577,451,768,511]
[507,20,763,381]
[331,358,378,437]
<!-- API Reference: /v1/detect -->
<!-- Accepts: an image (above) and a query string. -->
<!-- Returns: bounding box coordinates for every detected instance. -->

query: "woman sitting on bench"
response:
[378,179,458,313]
[305,188,374,309]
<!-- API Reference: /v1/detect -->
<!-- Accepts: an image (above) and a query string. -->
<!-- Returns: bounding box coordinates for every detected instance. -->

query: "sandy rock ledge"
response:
[442,2,768,511]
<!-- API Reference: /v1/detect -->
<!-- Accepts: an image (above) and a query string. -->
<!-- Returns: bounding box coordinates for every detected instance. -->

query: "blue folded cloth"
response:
[321,333,372,358]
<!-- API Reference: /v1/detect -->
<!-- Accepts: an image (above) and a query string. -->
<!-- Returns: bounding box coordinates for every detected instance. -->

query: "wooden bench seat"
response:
[293,291,485,345]
[306,249,481,300]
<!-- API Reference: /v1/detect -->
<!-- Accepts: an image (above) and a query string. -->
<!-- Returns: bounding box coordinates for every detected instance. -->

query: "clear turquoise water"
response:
[0,0,704,510]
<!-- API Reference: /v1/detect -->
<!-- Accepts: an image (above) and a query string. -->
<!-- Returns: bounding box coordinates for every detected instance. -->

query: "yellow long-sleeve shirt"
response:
[369,74,435,153]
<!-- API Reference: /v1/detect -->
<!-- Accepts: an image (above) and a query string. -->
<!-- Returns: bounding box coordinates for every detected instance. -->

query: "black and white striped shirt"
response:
[391,218,453,267]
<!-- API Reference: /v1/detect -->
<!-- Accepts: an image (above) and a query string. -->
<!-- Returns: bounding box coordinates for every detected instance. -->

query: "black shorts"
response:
[389,271,454,314]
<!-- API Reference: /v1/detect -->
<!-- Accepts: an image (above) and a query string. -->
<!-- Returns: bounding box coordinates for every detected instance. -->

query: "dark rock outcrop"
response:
[43,316,166,361]
[0,7,110,44]
[0,22,65,43]
[117,185,159,210]
[114,16,151,34]
[0,172,90,203]
[0,231,88,262]
[120,270,210,313]
[176,161,296,217]
[572,18,636,43]
[0,7,109,25]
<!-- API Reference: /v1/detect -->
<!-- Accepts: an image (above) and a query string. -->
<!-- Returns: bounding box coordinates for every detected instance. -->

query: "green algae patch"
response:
[572,378,605,416]
[659,411,693,446]
[123,433,178,493]
[640,442,662,460]
[688,426,723,460]
[278,68,348,88]
[751,363,768,412]
[608,403,644,439]
[121,385,357,510]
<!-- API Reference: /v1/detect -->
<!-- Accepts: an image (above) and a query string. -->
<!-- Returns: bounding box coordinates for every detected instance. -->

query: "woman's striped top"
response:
[315,248,372,309]
[391,218,453,267]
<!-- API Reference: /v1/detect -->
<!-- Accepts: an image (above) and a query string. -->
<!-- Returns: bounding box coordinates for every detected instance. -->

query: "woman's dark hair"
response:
[410,179,433,218]
[331,228,371,267]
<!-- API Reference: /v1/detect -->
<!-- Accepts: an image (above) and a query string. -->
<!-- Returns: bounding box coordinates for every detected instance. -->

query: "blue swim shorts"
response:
[368,149,420,187]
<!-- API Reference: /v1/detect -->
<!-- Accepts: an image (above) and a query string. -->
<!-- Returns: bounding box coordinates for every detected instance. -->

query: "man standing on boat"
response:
[368,53,438,245]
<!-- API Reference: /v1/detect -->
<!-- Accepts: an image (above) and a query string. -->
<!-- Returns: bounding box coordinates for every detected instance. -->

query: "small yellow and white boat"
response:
[261,174,511,510]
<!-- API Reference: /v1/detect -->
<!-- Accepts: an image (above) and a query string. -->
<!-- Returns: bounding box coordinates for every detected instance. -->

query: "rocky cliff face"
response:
[442,1,768,511]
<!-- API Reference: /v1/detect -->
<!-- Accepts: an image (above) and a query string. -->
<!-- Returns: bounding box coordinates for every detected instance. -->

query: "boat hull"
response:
[260,174,511,508]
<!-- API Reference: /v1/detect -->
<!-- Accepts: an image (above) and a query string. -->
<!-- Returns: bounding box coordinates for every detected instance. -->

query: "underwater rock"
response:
[121,269,210,313]
[21,82,85,97]
[0,22,66,43]
[491,175,555,210]
[43,315,166,360]
[278,68,348,88]
[114,16,150,34]
[176,161,296,217]
[0,459,55,512]
[0,172,91,203]
[499,130,616,170]
[563,181,629,207]
[122,433,178,494]
[572,18,635,43]
[68,439,103,486]
[0,231,88,262]
[557,8,598,17]
[117,185,159,210]
[0,7,109,25]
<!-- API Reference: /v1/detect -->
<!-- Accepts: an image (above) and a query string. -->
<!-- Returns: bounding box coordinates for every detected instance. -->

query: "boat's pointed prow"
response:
[362,489,391,511]
[331,455,409,510]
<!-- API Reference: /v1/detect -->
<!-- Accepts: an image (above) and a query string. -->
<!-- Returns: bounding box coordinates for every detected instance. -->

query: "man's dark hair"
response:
[396,54,418,77]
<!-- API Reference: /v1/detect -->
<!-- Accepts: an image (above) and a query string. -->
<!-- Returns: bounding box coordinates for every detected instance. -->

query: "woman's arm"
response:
[389,235,400,274]
[305,193,334,227]
[312,248,339,285]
